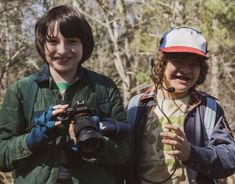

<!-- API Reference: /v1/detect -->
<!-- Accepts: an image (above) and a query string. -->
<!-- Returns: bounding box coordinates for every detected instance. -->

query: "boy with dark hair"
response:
[0,5,130,184]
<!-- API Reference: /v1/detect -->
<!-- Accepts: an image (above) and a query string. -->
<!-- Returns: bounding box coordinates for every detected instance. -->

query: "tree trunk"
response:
[209,55,220,98]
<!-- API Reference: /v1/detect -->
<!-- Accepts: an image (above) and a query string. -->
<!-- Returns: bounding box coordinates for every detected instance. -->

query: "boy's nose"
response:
[57,43,69,54]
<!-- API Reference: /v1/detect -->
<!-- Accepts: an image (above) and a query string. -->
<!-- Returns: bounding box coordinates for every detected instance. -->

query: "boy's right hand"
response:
[160,124,191,162]
[26,104,68,151]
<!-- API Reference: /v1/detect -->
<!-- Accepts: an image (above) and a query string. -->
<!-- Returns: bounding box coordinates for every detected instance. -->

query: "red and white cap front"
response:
[159,27,208,58]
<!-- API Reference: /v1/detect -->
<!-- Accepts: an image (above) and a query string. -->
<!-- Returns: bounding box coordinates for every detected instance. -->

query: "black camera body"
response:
[57,100,131,158]
[57,101,103,157]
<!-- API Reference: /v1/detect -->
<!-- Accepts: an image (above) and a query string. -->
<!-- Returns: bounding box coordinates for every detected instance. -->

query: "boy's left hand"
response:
[160,124,191,161]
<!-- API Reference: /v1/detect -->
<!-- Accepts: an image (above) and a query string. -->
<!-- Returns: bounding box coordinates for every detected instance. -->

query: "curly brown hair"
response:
[151,51,209,89]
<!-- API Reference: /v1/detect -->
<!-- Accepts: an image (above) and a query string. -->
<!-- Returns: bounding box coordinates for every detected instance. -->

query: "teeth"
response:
[54,57,70,59]
[176,76,190,80]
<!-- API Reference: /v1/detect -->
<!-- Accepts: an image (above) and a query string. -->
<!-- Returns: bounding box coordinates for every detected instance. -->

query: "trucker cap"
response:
[159,27,208,58]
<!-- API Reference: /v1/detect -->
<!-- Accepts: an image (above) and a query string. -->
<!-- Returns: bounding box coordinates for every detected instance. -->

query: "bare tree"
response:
[68,0,145,105]
[0,0,40,100]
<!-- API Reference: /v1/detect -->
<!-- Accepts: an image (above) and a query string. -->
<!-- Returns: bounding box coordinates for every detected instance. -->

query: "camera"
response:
[57,101,103,157]
[57,100,131,158]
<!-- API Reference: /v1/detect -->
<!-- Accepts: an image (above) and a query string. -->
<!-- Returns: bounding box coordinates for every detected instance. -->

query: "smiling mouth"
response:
[175,75,191,81]
[54,57,71,62]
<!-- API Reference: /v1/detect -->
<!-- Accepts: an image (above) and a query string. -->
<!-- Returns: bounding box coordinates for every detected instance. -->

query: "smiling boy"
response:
[0,5,130,184]
[127,27,235,184]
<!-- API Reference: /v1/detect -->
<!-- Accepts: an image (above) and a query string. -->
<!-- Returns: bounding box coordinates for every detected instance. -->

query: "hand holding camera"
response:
[26,104,69,151]
[58,101,131,158]
[26,101,130,158]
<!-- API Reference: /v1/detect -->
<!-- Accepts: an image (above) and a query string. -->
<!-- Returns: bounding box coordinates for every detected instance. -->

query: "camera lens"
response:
[77,128,103,157]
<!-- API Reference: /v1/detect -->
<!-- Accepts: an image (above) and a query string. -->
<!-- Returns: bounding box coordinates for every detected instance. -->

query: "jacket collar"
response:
[34,64,86,83]
[140,85,213,113]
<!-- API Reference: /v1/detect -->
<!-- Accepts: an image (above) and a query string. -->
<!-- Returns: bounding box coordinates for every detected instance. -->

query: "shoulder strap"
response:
[127,94,143,129]
[23,75,38,130]
[203,96,217,143]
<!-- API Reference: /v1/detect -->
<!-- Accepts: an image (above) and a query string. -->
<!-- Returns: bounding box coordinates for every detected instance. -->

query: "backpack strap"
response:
[23,75,38,131]
[203,96,217,144]
[128,93,217,141]
[127,93,143,129]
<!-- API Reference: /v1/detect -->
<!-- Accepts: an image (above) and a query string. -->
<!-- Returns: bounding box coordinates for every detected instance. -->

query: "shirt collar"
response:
[140,85,205,110]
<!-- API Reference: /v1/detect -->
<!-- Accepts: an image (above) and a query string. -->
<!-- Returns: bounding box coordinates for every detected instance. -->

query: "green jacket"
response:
[0,65,130,184]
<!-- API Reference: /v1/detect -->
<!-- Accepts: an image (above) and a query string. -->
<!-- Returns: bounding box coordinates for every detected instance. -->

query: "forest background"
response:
[0,0,235,183]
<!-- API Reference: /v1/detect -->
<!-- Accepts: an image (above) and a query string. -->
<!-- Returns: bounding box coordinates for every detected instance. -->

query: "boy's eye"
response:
[68,40,77,44]
[67,38,80,44]
[47,39,58,45]
[191,62,200,67]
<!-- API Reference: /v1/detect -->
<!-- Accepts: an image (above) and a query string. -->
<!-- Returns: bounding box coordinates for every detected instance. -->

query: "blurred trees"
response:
[0,0,43,99]
[0,0,235,183]
[1,0,235,150]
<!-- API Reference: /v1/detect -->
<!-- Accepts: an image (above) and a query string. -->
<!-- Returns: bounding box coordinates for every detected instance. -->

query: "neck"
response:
[157,87,189,99]
[49,67,76,83]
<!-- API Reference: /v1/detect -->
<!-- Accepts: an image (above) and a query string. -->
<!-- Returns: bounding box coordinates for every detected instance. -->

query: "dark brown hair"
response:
[35,5,94,64]
[151,51,209,88]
